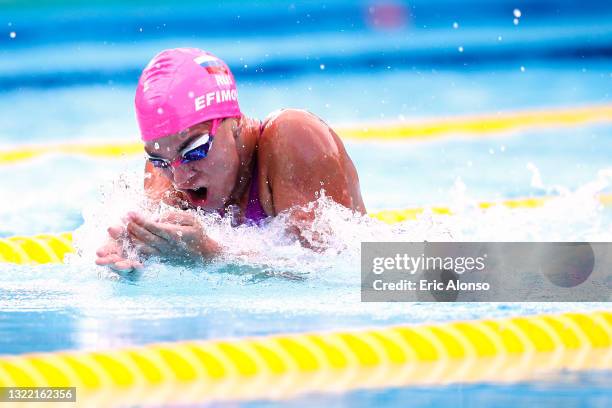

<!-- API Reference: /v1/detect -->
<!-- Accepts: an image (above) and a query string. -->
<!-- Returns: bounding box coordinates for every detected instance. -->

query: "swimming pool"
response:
[1,1,611,406]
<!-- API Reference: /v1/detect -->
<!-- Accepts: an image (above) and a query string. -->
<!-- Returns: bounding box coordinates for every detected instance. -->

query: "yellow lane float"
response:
[0,311,609,406]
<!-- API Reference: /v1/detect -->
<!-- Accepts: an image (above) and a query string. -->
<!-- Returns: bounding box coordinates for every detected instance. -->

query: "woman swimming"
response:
[95,48,365,272]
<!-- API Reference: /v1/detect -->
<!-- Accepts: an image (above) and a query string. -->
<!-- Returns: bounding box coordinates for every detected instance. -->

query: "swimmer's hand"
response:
[95,225,143,273]
[125,211,221,261]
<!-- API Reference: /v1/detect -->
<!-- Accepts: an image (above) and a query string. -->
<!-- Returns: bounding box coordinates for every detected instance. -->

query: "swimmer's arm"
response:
[259,110,365,247]
[95,163,191,271]
[95,225,144,272]
[126,211,222,260]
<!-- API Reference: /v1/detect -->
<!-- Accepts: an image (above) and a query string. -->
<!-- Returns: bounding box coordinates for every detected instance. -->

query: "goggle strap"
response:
[210,118,220,136]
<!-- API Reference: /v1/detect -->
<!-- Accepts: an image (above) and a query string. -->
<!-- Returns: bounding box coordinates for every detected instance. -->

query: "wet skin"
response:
[95,109,366,272]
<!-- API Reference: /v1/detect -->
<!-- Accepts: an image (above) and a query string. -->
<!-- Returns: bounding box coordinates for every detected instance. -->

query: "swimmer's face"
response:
[144,118,240,211]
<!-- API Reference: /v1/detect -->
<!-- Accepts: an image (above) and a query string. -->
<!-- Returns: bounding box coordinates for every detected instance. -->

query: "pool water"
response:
[1,98,610,358]
[240,370,612,408]
[1,1,611,406]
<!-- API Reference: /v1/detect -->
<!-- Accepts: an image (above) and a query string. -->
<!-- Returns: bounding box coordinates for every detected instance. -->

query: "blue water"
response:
[1,1,612,406]
[241,371,612,408]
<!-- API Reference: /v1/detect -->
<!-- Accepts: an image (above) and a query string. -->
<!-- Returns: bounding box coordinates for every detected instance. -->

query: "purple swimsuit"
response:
[216,119,267,225]
[238,118,268,225]
[243,153,267,224]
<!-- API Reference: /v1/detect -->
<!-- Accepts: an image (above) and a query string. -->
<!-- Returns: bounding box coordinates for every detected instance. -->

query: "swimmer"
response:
[95,48,365,272]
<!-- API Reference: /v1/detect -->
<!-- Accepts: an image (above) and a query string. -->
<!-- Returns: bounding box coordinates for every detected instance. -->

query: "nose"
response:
[171,163,197,190]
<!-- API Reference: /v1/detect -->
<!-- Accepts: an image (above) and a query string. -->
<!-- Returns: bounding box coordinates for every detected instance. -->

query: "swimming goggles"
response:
[147,118,220,169]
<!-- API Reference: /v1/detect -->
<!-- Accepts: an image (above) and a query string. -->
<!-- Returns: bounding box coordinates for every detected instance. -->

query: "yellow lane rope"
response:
[0,311,609,406]
[1,195,610,265]
[369,194,612,224]
[341,104,612,141]
[0,232,74,264]
[2,104,612,165]
[0,141,143,166]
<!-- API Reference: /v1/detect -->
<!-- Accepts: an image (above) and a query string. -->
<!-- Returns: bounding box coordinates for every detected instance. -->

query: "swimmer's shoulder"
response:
[259,108,339,162]
[260,108,330,133]
[257,109,365,214]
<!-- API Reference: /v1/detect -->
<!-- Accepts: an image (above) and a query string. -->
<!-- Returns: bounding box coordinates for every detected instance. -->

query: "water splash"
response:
[4,165,608,316]
[66,166,612,287]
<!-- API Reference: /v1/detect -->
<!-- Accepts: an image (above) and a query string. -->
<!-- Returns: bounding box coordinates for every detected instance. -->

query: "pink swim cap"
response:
[135,48,241,141]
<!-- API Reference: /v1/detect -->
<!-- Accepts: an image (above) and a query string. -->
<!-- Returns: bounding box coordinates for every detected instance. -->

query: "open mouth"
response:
[184,186,208,206]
